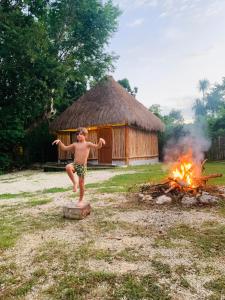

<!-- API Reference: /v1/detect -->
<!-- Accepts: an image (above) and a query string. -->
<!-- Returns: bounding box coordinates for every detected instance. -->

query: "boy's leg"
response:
[78,176,85,202]
[65,163,78,192]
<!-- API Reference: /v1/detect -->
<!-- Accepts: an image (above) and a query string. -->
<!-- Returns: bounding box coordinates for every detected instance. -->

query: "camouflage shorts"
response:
[73,163,87,177]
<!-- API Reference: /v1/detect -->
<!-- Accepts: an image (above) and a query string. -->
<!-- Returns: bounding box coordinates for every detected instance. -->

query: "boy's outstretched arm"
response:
[52,139,75,152]
[88,138,106,149]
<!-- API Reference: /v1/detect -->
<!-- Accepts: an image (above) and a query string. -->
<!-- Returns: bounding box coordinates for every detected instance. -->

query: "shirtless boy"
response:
[52,127,105,205]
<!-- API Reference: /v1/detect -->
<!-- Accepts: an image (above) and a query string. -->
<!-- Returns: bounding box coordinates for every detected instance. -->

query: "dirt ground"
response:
[0,169,129,194]
[1,169,225,299]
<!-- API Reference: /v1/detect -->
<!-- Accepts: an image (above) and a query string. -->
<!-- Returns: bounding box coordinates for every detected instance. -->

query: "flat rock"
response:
[155,195,172,205]
[181,196,198,207]
[63,202,91,220]
[138,193,153,202]
[199,192,218,204]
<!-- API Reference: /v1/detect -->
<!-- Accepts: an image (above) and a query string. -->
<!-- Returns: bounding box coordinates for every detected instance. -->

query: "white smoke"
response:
[164,119,211,164]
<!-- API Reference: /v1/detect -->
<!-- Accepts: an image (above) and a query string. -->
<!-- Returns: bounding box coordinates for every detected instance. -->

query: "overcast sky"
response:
[108,0,225,122]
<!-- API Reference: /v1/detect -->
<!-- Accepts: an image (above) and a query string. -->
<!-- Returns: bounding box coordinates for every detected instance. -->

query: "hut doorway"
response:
[98,128,112,164]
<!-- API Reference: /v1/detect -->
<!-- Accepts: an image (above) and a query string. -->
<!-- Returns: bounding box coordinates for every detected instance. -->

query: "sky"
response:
[108,0,225,122]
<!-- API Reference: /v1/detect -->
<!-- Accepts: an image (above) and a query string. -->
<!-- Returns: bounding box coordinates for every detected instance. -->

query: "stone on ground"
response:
[155,195,172,205]
[63,201,91,220]
[181,196,198,207]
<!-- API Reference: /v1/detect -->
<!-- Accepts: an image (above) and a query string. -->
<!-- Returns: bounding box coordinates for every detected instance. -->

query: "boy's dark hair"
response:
[77,127,88,137]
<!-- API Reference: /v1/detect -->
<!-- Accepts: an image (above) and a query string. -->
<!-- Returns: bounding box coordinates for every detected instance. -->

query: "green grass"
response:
[0,210,67,251]
[216,199,225,217]
[45,271,171,300]
[29,198,52,206]
[204,276,225,299]
[151,260,172,278]
[204,162,225,185]
[0,162,224,199]
[42,187,70,193]
[0,192,32,199]
[86,164,167,193]
[0,188,69,200]
[154,222,225,258]
[85,162,225,194]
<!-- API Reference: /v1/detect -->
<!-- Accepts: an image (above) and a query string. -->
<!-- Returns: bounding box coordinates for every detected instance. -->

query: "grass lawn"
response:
[86,161,225,193]
[0,162,225,299]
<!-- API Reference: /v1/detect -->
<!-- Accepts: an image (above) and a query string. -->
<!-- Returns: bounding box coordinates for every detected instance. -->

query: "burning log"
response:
[168,177,190,188]
[165,186,176,194]
[201,159,208,170]
[195,173,223,181]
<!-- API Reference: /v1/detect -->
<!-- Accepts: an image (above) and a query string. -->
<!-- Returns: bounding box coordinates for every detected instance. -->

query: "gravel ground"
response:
[0,169,130,194]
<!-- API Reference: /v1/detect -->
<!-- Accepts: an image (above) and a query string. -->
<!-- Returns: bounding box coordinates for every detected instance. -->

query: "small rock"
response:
[138,193,145,200]
[155,195,172,205]
[143,195,153,201]
[181,196,198,207]
[199,192,218,204]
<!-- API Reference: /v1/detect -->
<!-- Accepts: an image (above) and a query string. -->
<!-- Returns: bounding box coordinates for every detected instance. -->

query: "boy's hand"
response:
[52,139,61,146]
[99,138,106,145]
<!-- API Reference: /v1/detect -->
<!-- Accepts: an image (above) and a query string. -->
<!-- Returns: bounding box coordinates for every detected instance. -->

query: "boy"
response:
[52,127,105,205]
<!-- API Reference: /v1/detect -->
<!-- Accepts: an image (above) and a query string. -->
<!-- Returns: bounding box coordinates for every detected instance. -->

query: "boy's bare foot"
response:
[73,183,78,192]
[77,200,84,207]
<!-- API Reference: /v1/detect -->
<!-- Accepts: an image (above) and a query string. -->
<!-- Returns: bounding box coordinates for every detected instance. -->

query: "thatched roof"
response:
[50,76,164,132]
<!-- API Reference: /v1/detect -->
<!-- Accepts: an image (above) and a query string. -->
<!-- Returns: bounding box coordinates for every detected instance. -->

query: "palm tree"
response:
[206,87,223,117]
[192,98,206,117]
[198,79,210,101]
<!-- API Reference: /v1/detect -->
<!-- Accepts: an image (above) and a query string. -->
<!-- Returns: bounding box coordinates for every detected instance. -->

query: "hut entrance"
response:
[98,128,112,164]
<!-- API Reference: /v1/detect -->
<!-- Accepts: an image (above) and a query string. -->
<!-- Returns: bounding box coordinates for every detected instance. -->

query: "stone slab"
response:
[63,202,91,220]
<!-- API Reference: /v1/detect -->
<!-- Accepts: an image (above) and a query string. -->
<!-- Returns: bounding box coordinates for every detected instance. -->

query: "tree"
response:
[206,87,224,117]
[192,98,206,118]
[0,0,121,171]
[118,78,138,97]
[149,104,185,160]
[149,104,162,118]
[198,79,210,101]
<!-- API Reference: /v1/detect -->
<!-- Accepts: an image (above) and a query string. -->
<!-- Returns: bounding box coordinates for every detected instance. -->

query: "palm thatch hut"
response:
[50,76,164,165]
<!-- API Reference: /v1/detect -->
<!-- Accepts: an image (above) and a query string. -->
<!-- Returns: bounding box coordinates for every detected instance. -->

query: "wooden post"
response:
[125,125,129,165]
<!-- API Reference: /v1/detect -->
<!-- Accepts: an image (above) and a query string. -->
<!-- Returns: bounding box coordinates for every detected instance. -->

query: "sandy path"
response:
[0,169,130,194]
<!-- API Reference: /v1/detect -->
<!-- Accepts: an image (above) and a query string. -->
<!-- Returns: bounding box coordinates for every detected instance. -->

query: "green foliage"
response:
[198,78,210,100]
[23,122,57,163]
[149,105,185,160]
[118,78,138,96]
[193,77,225,140]
[0,0,121,171]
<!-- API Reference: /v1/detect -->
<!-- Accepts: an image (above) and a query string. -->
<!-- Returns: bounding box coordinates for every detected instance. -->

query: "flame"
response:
[169,150,201,189]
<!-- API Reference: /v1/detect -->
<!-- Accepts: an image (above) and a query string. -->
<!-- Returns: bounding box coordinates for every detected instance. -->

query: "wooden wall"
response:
[57,130,98,161]
[57,126,159,163]
[87,130,98,160]
[57,133,72,160]
[112,126,125,160]
[128,127,158,159]
[207,135,225,161]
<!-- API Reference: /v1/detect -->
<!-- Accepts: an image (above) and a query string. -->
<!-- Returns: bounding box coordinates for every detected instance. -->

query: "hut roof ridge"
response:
[50,76,164,132]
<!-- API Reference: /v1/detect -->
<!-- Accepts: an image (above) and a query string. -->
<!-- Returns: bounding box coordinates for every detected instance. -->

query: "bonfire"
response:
[138,149,224,205]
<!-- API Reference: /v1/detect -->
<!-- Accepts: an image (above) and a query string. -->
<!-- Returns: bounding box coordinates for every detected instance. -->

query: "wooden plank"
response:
[88,130,98,159]
[128,128,159,158]
[125,125,129,164]
[112,126,125,160]
[57,133,72,160]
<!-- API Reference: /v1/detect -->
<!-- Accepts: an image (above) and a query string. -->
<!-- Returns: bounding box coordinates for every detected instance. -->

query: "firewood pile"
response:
[137,179,224,207]
[135,158,224,207]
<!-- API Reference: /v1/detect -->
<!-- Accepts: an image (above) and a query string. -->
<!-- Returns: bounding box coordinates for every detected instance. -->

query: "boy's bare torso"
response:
[73,142,91,165]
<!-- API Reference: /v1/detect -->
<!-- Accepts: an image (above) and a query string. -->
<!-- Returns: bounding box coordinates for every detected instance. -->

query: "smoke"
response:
[163,118,211,164]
